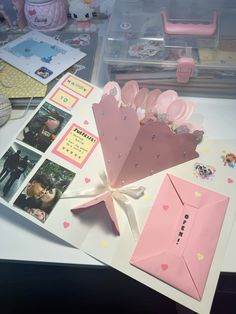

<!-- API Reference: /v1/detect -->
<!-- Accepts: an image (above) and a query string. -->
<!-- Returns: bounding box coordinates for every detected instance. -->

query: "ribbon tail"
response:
[113,193,140,240]
[124,202,140,240]
[119,186,145,199]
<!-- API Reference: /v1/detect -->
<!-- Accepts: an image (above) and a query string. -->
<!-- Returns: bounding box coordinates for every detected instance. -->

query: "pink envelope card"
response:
[130,174,229,300]
[92,94,201,188]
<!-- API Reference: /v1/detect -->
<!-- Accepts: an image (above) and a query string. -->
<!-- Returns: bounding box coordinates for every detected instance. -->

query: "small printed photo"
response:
[35,66,53,79]
[14,159,75,223]
[0,142,41,201]
[17,102,72,153]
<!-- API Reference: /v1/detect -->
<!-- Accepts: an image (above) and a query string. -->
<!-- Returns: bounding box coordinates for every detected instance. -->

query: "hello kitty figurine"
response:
[68,0,97,32]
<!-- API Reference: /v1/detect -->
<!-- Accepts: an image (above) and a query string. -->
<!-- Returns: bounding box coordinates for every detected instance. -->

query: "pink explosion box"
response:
[92,94,201,188]
[130,174,229,300]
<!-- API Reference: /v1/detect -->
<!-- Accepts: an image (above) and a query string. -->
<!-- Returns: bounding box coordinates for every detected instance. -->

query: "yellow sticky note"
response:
[50,88,78,109]
[52,123,99,168]
[62,74,93,97]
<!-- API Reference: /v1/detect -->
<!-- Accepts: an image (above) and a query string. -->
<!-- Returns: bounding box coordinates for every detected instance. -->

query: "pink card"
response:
[130,174,229,300]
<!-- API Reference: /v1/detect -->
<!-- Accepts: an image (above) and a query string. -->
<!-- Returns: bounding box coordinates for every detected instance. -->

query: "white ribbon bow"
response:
[63,172,145,240]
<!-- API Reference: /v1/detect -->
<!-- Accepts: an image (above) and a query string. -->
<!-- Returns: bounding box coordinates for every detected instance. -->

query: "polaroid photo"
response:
[13,159,75,223]
[17,102,72,153]
[0,142,41,202]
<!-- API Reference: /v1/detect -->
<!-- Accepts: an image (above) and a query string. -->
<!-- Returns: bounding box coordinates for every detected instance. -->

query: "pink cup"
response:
[24,0,67,31]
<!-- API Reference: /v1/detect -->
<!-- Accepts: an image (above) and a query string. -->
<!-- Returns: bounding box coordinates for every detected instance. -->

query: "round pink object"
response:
[121,80,139,107]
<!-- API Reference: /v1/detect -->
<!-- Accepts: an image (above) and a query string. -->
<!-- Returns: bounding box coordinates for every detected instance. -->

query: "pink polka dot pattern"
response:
[93,94,200,188]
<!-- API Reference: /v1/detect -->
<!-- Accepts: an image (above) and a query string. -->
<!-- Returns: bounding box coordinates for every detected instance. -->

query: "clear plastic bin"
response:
[103,0,236,98]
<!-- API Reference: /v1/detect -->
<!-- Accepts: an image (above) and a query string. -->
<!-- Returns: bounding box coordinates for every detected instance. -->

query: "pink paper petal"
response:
[155,90,178,114]
[166,99,187,123]
[103,81,121,105]
[121,80,139,107]
[134,88,149,109]
[173,102,195,125]
[146,88,161,111]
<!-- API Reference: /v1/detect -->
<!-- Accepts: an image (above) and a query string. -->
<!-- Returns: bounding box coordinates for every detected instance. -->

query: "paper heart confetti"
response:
[161,264,168,271]
[84,177,91,184]
[194,191,201,198]
[227,178,234,184]
[197,253,204,261]
[162,204,169,211]
[63,221,70,229]
[143,193,150,200]
[100,241,108,248]
[83,120,89,125]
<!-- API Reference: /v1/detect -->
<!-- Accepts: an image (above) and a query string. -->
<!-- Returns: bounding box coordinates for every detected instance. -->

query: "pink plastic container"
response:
[24,0,67,31]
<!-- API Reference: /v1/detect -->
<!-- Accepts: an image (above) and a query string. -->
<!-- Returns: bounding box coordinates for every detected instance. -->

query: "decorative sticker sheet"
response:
[0,31,86,85]
[0,60,47,99]
[0,73,236,314]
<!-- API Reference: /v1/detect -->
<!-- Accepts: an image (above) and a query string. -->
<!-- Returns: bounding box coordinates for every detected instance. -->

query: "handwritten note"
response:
[52,124,99,168]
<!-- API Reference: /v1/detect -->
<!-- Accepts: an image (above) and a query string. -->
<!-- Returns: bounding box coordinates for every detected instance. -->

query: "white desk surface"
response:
[0,97,236,271]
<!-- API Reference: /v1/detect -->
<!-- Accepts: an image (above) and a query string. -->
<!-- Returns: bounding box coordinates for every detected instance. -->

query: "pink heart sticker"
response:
[63,221,70,229]
[161,264,168,271]
[84,177,91,184]
[83,120,89,125]
[162,204,169,210]
[29,9,36,16]
[227,178,234,184]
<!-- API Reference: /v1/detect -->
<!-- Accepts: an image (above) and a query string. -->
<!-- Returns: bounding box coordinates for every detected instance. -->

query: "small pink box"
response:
[130,174,229,300]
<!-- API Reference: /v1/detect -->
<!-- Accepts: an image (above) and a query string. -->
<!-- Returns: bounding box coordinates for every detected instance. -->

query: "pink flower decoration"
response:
[120,80,139,108]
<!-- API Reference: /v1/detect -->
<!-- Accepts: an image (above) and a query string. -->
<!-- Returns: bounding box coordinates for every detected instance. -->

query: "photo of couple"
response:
[14,159,75,223]
[0,142,41,201]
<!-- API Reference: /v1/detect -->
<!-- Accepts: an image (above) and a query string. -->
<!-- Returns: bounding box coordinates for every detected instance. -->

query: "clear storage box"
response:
[103,0,236,98]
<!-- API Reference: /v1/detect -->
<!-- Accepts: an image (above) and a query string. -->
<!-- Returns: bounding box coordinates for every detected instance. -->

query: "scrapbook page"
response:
[0,73,236,314]
[0,31,86,85]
